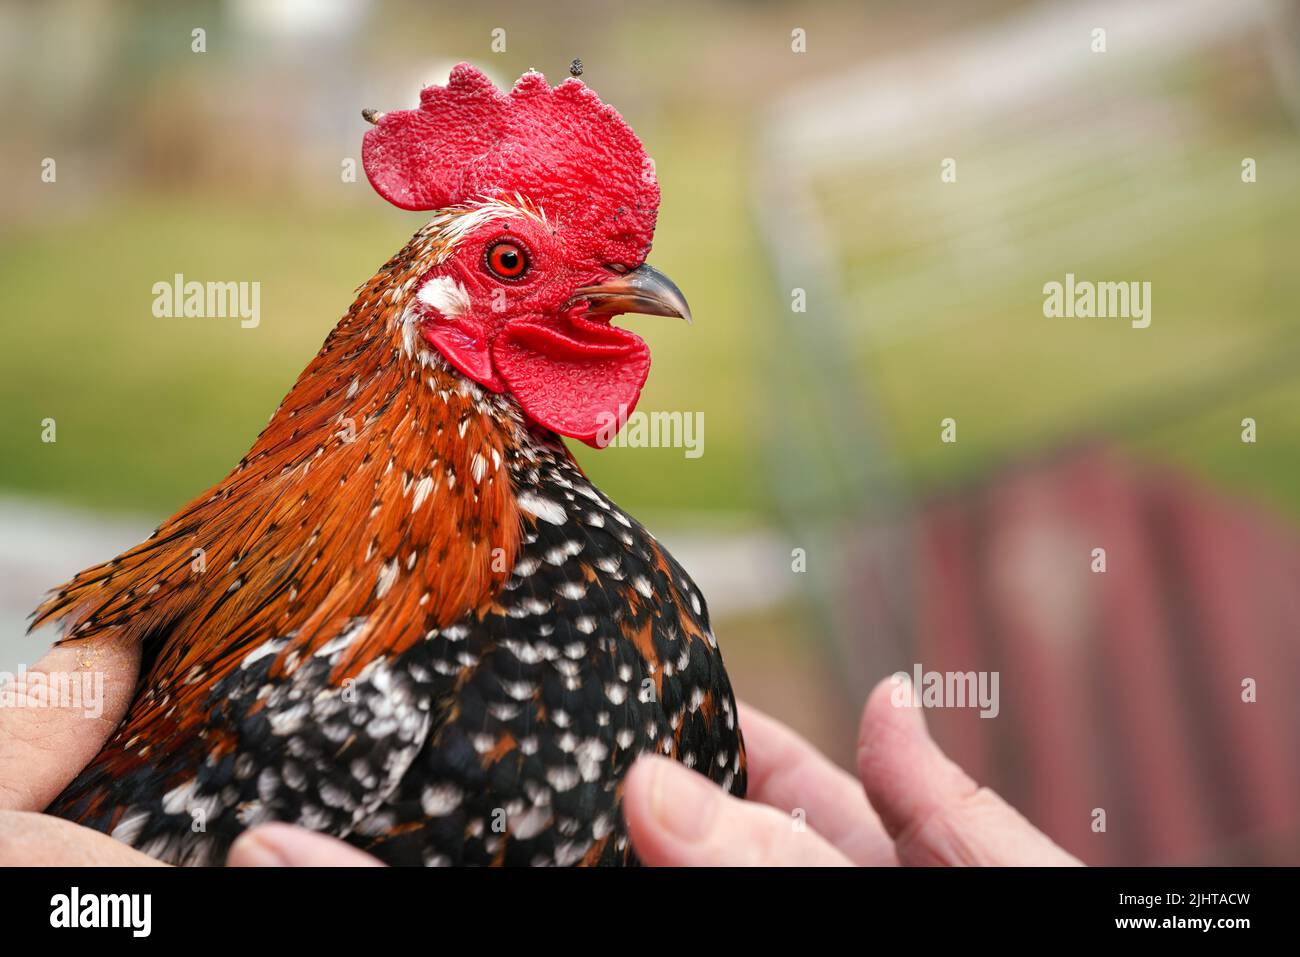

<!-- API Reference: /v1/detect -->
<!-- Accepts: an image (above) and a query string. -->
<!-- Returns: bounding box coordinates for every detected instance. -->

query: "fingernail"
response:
[228,832,288,867]
[647,757,719,842]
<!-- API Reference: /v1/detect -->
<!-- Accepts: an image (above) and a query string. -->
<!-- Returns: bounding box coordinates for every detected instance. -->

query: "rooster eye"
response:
[485,241,528,280]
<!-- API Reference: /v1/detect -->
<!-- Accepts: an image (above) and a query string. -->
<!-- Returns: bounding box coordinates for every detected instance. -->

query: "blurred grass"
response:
[0,115,765,522]
[4,128,1297,521]
[824,134,1300,519]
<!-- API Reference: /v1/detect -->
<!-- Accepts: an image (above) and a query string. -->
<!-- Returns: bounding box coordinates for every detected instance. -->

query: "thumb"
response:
[624,756,851,866]
[228,823,384,867]
[857,677,1081,866]
[0,637,140,812]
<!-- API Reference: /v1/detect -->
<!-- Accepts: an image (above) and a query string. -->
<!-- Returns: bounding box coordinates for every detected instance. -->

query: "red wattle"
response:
[422,323,504,392]
[492,321,650,446]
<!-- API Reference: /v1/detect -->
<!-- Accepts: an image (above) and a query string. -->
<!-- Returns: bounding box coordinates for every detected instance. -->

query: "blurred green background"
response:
[3,0,1296,518]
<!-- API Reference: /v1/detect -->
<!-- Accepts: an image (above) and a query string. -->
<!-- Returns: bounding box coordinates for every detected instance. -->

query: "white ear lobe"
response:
[417,276,471,318]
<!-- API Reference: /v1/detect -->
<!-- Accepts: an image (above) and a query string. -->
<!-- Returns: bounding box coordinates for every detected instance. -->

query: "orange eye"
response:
[486,241,528,280]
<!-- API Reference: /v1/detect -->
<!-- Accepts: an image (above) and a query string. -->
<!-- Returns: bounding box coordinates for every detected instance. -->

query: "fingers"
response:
[623,755,852,866]
[0,636,140,811]
[856,677,1081,866]
[737,701,897,865]
[228,824,385,867]
[0,810,165,866]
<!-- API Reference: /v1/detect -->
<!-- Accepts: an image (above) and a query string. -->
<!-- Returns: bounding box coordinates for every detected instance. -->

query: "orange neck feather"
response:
[34,226,538,689]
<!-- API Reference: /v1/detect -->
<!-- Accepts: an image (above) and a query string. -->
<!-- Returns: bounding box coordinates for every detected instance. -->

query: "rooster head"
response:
[361,63,690,447]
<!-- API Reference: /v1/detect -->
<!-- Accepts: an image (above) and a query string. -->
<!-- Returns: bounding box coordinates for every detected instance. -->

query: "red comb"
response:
[363,63,660,265]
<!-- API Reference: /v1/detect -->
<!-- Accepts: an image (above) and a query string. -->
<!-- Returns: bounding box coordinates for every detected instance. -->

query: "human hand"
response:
[622,677,1082,866]
[0,638,163,864]
[240,674,1084,867]
[2,651,1077,867]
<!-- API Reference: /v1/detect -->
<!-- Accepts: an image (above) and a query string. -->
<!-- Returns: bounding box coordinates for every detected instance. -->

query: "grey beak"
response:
[572,264,693,325]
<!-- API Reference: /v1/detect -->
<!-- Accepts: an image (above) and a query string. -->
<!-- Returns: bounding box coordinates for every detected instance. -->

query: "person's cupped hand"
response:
[0,639,1078,867]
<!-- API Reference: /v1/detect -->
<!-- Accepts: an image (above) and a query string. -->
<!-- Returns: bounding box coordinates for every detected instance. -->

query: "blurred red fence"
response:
[836,444,1300,864]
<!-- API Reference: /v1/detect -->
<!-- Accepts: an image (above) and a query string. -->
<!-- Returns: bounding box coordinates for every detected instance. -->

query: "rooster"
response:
[30,64,746,866]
